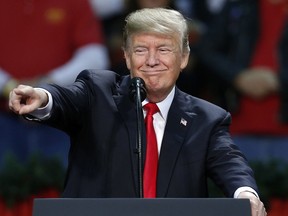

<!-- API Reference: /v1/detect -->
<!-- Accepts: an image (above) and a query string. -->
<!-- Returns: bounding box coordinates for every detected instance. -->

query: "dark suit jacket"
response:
[41,69,257,198]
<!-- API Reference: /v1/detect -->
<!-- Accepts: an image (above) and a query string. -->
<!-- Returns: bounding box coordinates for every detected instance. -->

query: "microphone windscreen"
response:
[129,77,147,103]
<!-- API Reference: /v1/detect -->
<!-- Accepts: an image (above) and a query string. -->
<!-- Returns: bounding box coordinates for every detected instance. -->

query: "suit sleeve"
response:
[206,112,258,197]
[40,70,93,134]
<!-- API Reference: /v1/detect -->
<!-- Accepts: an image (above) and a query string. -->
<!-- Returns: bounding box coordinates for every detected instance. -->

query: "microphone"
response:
[129,77,146,198]
[129,77,147,103]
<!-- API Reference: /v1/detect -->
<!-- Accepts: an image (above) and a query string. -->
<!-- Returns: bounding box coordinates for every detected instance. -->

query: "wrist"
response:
[34,88,49,108]
[238,191,259,199]
[234,186,259,199]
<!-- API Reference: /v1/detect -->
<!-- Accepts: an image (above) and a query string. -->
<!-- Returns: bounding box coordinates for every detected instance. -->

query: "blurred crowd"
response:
[0,0,288,169]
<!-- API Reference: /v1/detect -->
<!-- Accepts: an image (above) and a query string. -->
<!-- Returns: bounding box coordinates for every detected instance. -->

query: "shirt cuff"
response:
[234,186,259,199]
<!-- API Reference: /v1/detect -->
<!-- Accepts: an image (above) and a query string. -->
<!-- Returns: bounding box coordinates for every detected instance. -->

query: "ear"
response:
[124,50,131,70]
[180,52,190,70]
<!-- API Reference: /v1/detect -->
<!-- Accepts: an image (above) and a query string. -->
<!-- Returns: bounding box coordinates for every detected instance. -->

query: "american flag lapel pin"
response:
[180,118,187,126]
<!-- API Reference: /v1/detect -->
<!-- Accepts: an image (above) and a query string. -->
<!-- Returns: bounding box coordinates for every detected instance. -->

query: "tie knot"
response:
[144,103,159,116]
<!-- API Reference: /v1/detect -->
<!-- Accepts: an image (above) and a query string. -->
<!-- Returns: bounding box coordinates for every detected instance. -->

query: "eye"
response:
[134,47,147,55]
[158,47,172,54]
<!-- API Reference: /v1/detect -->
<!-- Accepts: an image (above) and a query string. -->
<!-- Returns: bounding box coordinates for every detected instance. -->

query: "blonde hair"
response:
[123,8,190,54]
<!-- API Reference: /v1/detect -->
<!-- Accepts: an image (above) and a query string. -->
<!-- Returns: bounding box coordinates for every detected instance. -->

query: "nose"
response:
[146,50,159,67]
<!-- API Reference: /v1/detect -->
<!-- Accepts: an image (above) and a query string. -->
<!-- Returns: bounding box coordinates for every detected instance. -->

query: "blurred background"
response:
[0,0,288,215]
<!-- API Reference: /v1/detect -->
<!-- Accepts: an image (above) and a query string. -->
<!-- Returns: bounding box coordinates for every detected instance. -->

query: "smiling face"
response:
[124,33,189,102]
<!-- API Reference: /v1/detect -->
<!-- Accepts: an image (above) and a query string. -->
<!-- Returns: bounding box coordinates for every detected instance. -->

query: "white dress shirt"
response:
[142,87,175,154]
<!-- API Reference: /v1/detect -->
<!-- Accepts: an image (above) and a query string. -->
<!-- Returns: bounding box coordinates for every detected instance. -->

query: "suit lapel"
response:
[157,89,196,197]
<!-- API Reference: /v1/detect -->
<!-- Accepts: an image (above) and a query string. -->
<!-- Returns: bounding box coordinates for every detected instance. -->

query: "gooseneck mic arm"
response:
[129,77,146,198]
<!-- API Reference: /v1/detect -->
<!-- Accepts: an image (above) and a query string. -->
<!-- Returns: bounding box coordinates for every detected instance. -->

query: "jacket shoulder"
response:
[175,89,230,121]
[77,69,119,83]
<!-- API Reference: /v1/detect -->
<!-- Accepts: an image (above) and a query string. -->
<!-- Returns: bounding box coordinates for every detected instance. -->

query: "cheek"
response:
[163,57,180,70]
[131,56,146,69]
[166,60,182,79]
[125,52,146,70]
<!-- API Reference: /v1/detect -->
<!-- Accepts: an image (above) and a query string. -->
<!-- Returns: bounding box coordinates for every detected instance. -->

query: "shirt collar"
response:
[142,86,175,121]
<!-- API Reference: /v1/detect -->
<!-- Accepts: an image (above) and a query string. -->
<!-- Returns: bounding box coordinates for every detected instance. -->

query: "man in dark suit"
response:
[9,8,266,216]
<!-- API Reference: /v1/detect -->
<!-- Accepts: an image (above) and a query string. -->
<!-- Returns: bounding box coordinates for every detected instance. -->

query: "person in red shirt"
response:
[0,0,109,168]
[196,0,288,162]
[0,0,109,95]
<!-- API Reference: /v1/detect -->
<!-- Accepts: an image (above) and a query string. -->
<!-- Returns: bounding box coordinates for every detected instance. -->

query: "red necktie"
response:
[143,102,159,198]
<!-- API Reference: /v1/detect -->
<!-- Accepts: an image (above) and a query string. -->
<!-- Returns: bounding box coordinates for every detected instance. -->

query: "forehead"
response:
[130,32,179,46]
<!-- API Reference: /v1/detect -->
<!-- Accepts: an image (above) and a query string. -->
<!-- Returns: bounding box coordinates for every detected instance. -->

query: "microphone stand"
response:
[129,77,146,198]
[135,84,144,198]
